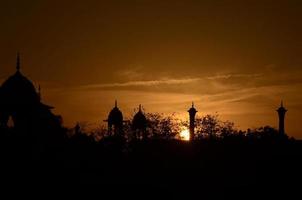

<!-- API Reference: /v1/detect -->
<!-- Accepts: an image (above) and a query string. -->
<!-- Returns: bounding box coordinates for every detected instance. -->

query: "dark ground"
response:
[1,135,302,199]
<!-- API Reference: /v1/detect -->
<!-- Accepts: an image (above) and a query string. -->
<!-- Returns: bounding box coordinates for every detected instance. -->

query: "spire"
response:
[16,52,20,71]
[281,100,284,107]
[188,101,197,113]
[188,101,197,141]
[115,100,117,108]
[139,104,142,112]
[277,100,287,112]
[277,100,287,135]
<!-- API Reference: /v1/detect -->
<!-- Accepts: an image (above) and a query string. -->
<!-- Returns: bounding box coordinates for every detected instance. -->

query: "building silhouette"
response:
[132,104,147,140]
[188,102,197,140]
[0,54,62,131]
[277,101,287,135]
[0,54,64,152]
[104,100,125,136]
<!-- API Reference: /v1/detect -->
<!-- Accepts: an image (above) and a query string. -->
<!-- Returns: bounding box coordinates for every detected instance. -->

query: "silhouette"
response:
[131,104,147,140]
[277,100,287,135]
[188,102,197,140]
[0,54,61,129]
[74,122,81,135]
[104,100,127,137]
[0,54,65,155]
[0,54,301,198]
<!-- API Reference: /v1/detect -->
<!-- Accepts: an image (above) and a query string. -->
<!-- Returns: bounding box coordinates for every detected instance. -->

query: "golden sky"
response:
[0,0,302,138]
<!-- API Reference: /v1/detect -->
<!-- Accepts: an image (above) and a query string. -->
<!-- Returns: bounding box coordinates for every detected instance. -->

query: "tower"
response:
[188,102,197,140]
[104,100,124,136]
[277,101,287,135]
[132,104,147,140]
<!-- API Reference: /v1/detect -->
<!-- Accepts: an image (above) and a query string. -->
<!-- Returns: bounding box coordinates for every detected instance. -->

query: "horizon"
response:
[0,63,297,138]
[1,0,301,138]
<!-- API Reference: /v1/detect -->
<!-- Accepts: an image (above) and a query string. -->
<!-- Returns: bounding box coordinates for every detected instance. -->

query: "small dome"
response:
[132,105,147,130]
[107,104,123,126]
[1,71,39,106]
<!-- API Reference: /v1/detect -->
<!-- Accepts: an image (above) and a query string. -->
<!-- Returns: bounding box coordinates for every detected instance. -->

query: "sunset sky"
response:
[0,0,301,138]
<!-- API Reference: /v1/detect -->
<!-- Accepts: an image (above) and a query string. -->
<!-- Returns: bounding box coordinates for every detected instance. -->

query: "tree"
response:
[146,113,181,139]
[247,126,287,141]
[194,114,236,139]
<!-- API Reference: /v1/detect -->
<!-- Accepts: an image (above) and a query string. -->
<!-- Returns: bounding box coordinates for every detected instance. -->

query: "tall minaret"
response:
[188,102,197,140]
[277,101,287,135]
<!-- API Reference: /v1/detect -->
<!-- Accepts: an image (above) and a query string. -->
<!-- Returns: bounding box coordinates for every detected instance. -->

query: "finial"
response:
[139,104,142,111]
[115,100,117,107]
[192,101,194,108]
[16,52,20,71]
[281,100,284,107]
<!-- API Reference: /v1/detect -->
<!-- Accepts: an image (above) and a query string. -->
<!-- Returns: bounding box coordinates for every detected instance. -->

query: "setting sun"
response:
[180,129,190,141]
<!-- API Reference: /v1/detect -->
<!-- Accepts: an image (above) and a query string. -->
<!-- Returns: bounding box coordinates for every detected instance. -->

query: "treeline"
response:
[70,113,289,142]
[0,112,301,195]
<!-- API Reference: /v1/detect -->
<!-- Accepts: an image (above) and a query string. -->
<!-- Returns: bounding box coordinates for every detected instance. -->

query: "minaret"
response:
[132,104,147,140]
[16,52,20,71]
[188,102,197,140]
[277,101,287,135]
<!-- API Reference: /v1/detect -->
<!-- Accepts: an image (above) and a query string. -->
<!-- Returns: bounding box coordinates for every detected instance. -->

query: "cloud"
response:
[77,78,201,89]
[75,73,263,90]
[117,66,144,80]
[41,70,302,138]
[206,73,263,80]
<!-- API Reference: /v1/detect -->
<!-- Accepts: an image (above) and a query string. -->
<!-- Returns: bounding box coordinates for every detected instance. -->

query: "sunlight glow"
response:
[180,129,190,141]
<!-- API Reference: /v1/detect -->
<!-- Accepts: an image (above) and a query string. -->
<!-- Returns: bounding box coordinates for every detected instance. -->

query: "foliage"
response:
[246,126,287,141]
[145,113,181,139]
[194,114,237,139]
[69,113,288,142]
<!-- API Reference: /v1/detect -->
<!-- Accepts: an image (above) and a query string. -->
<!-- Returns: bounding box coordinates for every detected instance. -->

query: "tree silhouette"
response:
[145,113,180,139]
[193,114,237,139]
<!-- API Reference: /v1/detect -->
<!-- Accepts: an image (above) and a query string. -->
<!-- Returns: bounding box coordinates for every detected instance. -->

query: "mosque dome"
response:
[132,105,147,130]
[1,55,39,107]
[107,101,123,126]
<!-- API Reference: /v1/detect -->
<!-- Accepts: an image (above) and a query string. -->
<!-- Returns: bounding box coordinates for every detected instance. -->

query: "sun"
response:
[180,129,190,141]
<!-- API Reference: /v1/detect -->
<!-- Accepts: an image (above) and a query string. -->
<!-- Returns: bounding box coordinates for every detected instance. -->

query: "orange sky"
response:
[0,0,302,138]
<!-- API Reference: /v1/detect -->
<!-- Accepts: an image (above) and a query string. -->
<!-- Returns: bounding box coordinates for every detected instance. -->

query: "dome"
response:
[107,102,123,126]
[1,71,39,106]
[0,55,58,131]
[132,105,147,130]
